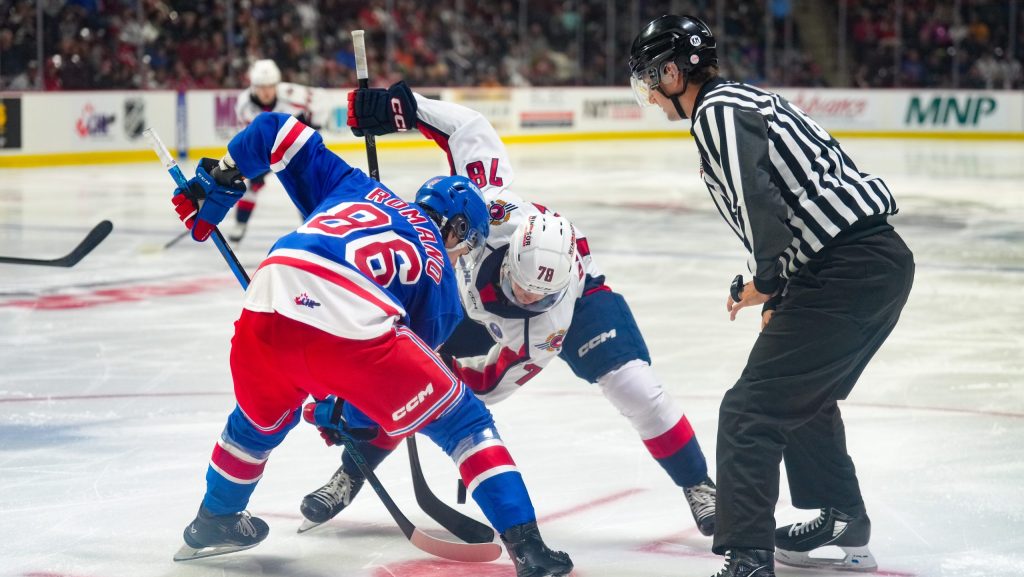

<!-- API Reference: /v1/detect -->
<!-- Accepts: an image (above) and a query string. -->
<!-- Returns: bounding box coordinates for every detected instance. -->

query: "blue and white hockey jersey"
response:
[228,112,462,348]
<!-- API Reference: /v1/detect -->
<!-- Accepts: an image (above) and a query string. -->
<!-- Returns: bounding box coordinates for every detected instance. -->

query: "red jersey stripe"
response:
[417,121,456,175]
[643,415,696,459]
[257,255,402,318]
[456,344,526,393]
[211,444,267,482]
[577,237,591,257]
[458,445,516,484]
[270,119,307,165]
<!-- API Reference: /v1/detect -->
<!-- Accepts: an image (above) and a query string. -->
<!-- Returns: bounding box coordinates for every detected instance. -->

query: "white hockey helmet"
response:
[500,213,577,312]
[249,59,281,86]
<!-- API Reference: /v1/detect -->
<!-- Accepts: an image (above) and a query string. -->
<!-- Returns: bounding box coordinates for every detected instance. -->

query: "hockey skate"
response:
[710,548,775,577]
[227,221,247,244]
[297,465,365,533]
[684,476,717,536]
[501,521,573,577]
[774,507,877,571]
[173,506,269,561]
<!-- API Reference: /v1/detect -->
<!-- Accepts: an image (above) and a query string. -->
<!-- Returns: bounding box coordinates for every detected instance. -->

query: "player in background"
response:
[298,82,717,537]
[229,59,329,243]
[167,111,573,577]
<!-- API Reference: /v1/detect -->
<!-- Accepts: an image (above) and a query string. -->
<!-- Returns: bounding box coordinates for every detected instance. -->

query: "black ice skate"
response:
[774,507,877,572]
[173,506,269,561]
[684,476,717,536]
[297,465,365,533]
[710,548,775,577]
[501,521,574,577]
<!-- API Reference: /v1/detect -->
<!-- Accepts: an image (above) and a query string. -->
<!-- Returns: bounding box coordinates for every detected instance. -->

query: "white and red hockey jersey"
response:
[415,95,602,403]
[236,82,330,128]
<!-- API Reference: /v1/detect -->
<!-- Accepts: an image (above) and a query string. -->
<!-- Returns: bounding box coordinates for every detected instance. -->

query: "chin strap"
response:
[657,74,691,120]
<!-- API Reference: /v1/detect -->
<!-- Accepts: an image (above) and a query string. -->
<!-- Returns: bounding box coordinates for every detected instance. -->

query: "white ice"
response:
[1,136,1022,577]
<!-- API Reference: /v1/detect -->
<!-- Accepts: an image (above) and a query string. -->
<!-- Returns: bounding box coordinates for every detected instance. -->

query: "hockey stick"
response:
[407,436,497,544]
[163,229,190,250]
[338,433,502,562]
[143,127,251,289]
[352,30,380,181]
[147,122,498,563]
[0,220,113,267]
[351,28,496,546]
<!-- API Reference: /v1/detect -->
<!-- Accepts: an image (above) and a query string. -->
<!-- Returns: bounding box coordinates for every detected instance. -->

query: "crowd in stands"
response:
[848,0,1021,89]
[0,0,1018,91]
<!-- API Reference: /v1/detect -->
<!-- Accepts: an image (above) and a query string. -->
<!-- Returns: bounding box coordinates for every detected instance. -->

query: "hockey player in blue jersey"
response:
[168,111,573,577]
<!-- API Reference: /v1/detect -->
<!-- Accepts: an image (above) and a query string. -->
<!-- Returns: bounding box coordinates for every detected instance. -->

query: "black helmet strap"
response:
[656,59,692,120]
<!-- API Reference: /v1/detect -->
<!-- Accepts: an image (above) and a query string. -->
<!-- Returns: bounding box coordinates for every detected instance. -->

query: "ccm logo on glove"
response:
[391,98,408,130]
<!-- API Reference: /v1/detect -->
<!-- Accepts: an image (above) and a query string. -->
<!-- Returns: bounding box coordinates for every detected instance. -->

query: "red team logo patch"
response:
[534,330,567,352]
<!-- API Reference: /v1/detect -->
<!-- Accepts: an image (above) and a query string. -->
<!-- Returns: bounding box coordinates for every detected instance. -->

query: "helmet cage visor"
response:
[629,39,677,107]
[499,262,568,313]
[443,214,486,268]
[630,66,660,107]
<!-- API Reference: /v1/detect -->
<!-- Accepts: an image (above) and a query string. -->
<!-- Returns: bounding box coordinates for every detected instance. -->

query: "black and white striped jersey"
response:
[689,77,898,294]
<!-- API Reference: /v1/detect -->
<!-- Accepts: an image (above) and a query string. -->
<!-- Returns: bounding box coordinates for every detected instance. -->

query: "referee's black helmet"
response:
[628,15,717,104]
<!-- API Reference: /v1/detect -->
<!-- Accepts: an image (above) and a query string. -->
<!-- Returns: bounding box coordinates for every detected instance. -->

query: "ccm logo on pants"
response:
[393,383,434,421]
[578,329,617,358]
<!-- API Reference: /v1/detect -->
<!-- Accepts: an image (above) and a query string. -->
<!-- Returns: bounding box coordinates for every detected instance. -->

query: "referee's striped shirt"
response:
[690,77,898,295]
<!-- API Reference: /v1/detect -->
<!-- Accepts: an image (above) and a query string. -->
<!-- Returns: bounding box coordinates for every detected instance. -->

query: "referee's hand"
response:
[726,275,773,321]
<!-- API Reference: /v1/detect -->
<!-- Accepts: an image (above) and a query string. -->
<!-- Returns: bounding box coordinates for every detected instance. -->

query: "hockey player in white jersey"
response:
[299,81,717,538]
[229,59,329,243]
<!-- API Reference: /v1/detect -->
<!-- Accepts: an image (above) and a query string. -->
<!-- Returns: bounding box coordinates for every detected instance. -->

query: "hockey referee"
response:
[628,14,915,577]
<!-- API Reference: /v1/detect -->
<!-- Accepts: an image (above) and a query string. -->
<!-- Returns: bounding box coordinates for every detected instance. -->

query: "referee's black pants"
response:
[712,228,915,555]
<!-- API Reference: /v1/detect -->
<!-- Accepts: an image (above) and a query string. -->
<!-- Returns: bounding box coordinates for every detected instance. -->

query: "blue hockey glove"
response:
[347,80,417,137]
[171,157,246,242]
[302,395,379,446]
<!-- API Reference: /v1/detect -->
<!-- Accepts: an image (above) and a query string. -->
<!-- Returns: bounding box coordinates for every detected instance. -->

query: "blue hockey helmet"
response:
[415,175,490,265]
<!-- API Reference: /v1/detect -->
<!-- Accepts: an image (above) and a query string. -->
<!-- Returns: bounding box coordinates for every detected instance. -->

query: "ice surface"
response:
[1,137,1022,577]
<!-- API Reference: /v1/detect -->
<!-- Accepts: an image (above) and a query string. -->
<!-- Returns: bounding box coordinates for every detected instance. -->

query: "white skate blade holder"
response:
[776,545,877,572]
[173,541,261,562]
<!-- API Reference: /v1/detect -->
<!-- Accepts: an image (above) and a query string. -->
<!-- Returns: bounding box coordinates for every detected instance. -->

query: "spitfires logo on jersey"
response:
[534,330,567,352]
[488,199,518,225]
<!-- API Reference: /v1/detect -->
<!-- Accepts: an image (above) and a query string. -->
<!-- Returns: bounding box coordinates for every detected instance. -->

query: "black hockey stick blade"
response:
[163,229,190,250]
[340,436,502,562]
[407,436,497,544]
[0,220,113,267]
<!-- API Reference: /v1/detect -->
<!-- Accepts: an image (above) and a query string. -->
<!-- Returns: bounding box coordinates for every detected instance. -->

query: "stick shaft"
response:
[144,128,251,289]
[351,30,380,181]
